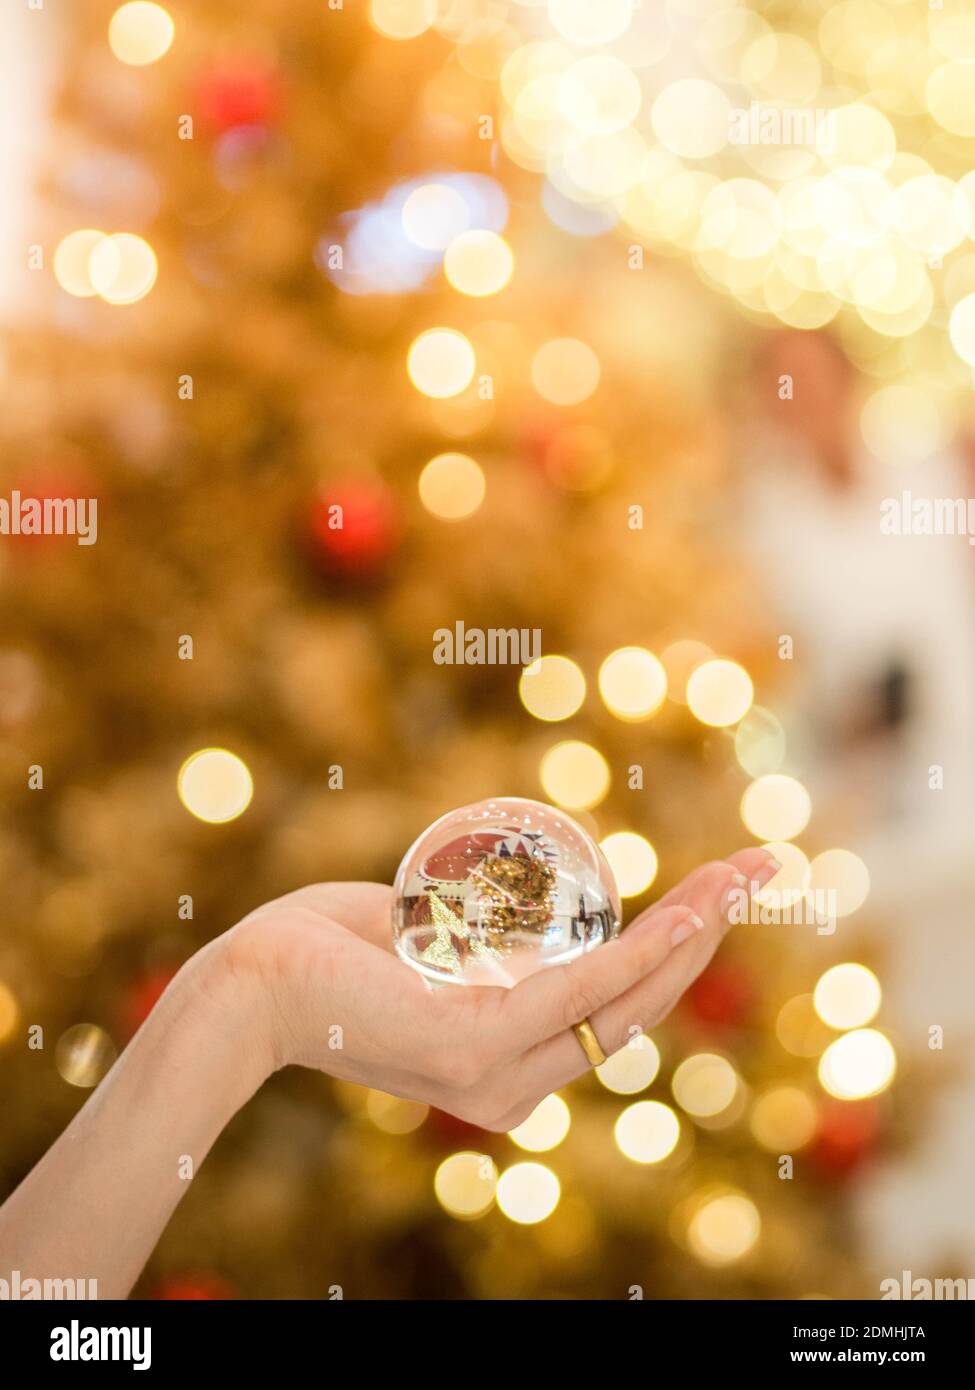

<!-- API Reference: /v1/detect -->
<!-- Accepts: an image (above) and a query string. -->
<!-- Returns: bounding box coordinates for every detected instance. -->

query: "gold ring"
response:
[572,1018,606,1068]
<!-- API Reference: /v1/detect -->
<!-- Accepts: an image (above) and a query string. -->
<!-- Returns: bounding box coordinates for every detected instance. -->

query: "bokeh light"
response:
[750,1086,818,1152]
[177,748,254,824]
[734,706,787,777]
[614,1100,680,1164]
[370,0,436,42]
[418,452,486,520]
[599,830,658,896]
[539,739,610,809]
[108,3,174,66]
[687,1191,761,1266]
[813,963,882,1031]
[740,774,811,842]
[531,337,600,406]
[88,233,158,305]
[55,1023,117,1088]
[672,1052,739,1119]
[507,1093,571,1152]
[686,659,754,727]
[519,654,586,721]
[598,646,667,720]
[548,0,633,49]
[434,1151,497,1219]
[949,293,975,367]
[443,230,514,297]
[809,848,870,916]
[818,1029,896,1100]
[596,1034,660,1095]
[753,840,811,911]
[0,980,19,1045]
[661,639,711,704]
[366,1090,428,1134]
[407,328,477,398]
[776,993,835,1059]
[401,183,471,251]
[53,229,112,298]
[496,1161,561,1223]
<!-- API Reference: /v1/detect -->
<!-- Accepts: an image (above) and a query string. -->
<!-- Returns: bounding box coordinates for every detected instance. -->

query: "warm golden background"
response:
[2,0,975,1299]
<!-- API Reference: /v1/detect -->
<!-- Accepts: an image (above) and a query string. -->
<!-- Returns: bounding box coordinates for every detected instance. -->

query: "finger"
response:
[644,848,778,916]
[510,856,764,1100]
[272,882,396,951]
[494,903,704,1057]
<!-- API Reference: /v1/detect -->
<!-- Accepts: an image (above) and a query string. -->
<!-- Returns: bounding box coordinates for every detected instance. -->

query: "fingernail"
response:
[720,874,749,916]
[670,912,705,947]
[753,857,782,889]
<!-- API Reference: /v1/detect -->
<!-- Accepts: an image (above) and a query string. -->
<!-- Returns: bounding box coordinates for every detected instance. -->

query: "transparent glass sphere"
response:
[392,797,621,986]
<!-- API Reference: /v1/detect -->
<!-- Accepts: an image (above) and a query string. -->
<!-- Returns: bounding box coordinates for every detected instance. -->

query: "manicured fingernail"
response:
[753,857,782,888]
[720,874,749,916]
[670,912,705,947]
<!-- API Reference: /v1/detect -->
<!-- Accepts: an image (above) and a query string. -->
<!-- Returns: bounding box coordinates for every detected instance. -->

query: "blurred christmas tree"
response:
[0,0,910,1299]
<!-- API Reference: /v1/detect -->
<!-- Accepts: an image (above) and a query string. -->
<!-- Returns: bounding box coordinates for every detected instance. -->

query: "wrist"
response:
[171,931,280,1099]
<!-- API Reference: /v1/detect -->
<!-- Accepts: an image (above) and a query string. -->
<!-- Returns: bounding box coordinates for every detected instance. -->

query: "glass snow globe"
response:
[392,797,621,986]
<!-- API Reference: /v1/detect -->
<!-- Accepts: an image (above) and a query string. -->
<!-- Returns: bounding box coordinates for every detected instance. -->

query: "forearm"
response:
[0,939,272,1299]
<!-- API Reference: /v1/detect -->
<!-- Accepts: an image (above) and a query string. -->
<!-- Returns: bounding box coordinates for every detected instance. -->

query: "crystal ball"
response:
[392,797,621,986]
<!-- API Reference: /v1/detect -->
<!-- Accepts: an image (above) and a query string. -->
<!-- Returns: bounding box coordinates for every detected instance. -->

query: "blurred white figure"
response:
[738,330,975,1276]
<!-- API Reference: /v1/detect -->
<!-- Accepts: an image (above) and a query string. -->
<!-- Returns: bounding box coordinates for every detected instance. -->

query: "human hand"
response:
[224,847,779,1132]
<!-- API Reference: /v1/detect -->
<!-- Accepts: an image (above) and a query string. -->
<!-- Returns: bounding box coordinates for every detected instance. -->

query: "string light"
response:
[53,229,109,298]
[740,774,811,842]
[370,0,436,42]
[598,646,667,721]
[519,654,586,722]
[750,1086,817,1151]
[672,1053,739,1119]
[531,337,600,406]
[686,658,753,727]
[809,848,870,916]
[89,233,158,305]
[599,830,658,896]
[55,1024,117,1088]
[407,328,476,398]
[443,229,514,297]
[596,1035,660,1095]
[177,748,254,824]
[418,452,486,520]
[0,980,19,1044]
[539,739,610,810]
[496,1161,561,1223]
[508,1094,571,1152]
[813,963,882,1030]
[434,1152,497,1219]
[687,1191,761,1266]
[365,1091,428,1134]
[614,1100,680,1164]
[108,3,174,66]
[818,1028,896,1100]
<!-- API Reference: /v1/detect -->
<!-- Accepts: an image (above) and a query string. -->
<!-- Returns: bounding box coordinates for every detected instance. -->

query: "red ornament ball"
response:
[196,62,278,132]
[307,479,402,581]
[152,1273,234,1300]
[683,961,754,1030]
[809,1098,880,1178]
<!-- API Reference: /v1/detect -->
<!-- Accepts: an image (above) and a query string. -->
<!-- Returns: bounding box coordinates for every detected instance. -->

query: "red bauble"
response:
[196,62,278,132]
[152,1274,234,1300]
[424,1107,489,1146]
[683,961,754,1030]
[809,1098,880,1178]
[3,469,95,559]
[121,968,176,1040]
[307,479,402,582]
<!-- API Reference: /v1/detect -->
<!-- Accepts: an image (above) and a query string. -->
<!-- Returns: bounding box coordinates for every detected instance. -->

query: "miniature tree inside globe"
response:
[392,797,621,986]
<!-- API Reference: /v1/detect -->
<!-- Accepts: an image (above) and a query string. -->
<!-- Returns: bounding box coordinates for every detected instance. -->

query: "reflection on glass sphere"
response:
[392,796,621,986]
